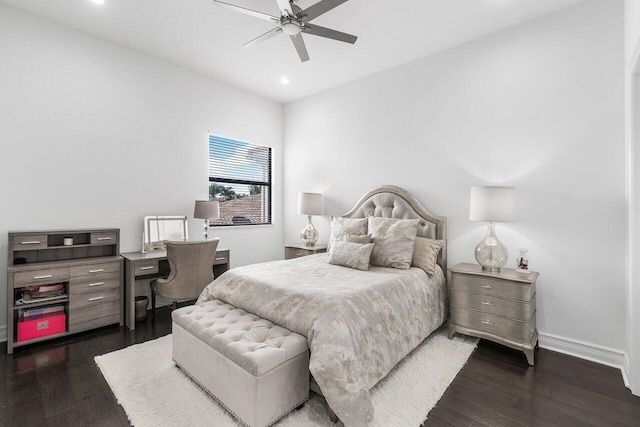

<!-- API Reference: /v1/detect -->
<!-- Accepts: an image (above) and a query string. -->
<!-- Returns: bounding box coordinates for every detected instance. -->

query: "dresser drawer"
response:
[70,261,120,280]
[213,251,229,265]
[451,290,535,321]
[14,267,70,287]
[91,231,117,245]
[69,301,120,333]
[70,286,120,309]
[12,234,48,251]
[134,260,159,276]
[451,274,534,302]
[69,278,120,295]
[451,308,536,343]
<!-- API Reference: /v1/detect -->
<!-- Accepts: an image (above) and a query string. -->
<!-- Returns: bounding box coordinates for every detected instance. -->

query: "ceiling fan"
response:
[212,0,357,62]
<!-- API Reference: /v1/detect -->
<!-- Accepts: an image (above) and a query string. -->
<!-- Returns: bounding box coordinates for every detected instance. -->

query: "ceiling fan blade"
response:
[303,23,357,44]
[243,27,282,48]
[275,0,293,16]
[289,33,310,62]
[212,0,279,22]
[299,0,350,22]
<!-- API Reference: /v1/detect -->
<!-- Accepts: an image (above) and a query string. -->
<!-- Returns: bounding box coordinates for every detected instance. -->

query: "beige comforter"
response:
[197,254,447,427]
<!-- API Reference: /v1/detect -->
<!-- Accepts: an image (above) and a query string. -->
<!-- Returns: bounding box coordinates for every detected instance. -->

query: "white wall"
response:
[0,4,283,339]
[625,0,640,395]
[284,0,626,356]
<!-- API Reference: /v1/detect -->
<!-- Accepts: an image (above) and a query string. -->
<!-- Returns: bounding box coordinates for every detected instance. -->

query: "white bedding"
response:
[197,253,447,427]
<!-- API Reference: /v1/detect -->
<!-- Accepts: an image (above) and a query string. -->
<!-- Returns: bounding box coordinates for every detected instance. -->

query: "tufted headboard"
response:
[341,185,447,273]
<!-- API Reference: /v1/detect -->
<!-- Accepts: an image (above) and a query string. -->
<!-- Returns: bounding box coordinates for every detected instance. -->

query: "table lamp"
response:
[469,186,515,272]
[194,200,220,240]
[297,192,323,246]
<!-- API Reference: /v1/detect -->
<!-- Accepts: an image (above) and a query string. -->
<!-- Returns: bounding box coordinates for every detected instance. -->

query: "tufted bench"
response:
[171,300,309,427]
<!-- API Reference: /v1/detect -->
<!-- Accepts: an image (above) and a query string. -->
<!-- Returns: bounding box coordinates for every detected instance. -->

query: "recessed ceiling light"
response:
[91,0,105,5]
[280,77,290,85]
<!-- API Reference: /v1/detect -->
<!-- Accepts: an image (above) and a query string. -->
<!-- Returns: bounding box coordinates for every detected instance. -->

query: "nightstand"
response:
[284,243,328,260]
[448,262,539,365]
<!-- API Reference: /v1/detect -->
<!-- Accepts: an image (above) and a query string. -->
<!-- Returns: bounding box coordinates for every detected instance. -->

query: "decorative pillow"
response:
[328,240,375,271]
[327,217,368,252]
[345,233,372,244]
[368,217,420,269]
[411,237,444,276]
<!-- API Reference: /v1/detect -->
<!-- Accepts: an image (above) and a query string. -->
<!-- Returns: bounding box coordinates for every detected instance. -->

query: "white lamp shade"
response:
[469,186,515,222]
[297,192,323,215]
[194,200,220,219]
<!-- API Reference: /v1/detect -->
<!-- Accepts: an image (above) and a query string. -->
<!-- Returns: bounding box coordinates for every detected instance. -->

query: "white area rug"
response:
[95,328,477,427]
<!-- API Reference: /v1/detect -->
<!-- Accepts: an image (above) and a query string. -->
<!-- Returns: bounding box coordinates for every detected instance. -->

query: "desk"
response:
[120,248,230,330]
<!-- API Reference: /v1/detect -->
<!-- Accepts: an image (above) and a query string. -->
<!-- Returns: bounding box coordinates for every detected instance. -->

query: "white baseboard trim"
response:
[538,332,630,387]
[0,325,6,343]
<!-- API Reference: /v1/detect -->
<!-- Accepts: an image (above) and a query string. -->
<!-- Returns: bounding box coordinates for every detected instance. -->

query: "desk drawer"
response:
[451,274,534,302]
[91,231,117,245]
[12,234,48,251]
[451,290,534,321]
[70,261,120,280]
[70,286,120,310]
[214,251,229,265]
[451,308,536,343]
[69,278,120,295]
[14,267,70,287]
[135,260,159,276]
[69,296,120,333]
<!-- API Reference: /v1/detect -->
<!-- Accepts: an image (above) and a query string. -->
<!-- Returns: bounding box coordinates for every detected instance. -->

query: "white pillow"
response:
[328,240,375,271]
[327,217,368,253]
[368,217,420,269]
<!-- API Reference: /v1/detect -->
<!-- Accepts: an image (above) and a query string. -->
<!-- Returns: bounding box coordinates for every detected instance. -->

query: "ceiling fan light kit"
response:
[212,0,357,62]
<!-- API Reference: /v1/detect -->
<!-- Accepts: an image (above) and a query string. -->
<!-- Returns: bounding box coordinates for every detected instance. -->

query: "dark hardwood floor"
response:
[2,311,639,427]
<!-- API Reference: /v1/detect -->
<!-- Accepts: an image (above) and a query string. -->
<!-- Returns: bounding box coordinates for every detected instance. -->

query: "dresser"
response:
[284,243,328,259]
[7,229,123,354]
[448,262,539,365]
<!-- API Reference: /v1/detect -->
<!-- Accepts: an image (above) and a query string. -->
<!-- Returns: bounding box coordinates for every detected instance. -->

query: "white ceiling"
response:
[1,0,588,103]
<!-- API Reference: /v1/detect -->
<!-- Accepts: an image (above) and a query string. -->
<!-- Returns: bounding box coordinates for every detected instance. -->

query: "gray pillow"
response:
[368,217,420,269]
[411,237,444,276]
[328,240,375,271]
[327,217,368,253]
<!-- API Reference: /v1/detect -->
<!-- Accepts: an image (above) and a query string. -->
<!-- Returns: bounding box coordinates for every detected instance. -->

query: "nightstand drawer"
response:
[213,251,229,265]
[451,290,535,321]
[451,308,536,343]
[451,274,534,301]
[285,248,311,259]
[14,267,70,287]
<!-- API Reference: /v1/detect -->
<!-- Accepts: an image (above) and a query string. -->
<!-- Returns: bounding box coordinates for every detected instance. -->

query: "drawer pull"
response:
[97,237,112,241]
[215,257,225,261]
[88,282,104,287]
[89,269,104,273]
[21,241,41,245]
[481,320,493,325]
[481,301,493,306]
[88,296,104,302]
[34,275,53,280]
[140,266,155,271]
[481,284,493,289]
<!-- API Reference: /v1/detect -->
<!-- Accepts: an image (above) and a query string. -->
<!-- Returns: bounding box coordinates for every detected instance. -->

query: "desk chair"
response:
[150,239,220,318]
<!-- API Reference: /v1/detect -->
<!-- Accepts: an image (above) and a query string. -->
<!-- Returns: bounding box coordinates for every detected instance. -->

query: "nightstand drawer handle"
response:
[215,257,225,261]
[481,320,493,325]
[140,266,154,271]
[88,282,104,287]
[481,284,493,289]
[34,275,53,280]
[21,241,41,245]
[481,301,493,306]
[88,296,104,302]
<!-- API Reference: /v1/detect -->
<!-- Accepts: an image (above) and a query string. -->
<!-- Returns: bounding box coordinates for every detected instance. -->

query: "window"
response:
[208,135,272,226]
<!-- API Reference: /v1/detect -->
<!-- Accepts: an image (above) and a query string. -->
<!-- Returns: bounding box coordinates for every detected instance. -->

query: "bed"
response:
[197,185,447,427]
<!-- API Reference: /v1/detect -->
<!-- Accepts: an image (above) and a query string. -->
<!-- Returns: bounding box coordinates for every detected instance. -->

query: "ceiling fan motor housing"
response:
[281,18,302,35]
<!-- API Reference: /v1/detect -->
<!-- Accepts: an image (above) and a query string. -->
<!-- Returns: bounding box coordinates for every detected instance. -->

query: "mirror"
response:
[143,215,188,251]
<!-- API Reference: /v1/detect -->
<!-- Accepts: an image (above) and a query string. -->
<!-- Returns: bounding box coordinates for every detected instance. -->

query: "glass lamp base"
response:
[300,215,318,247]
[475,222,508,272]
